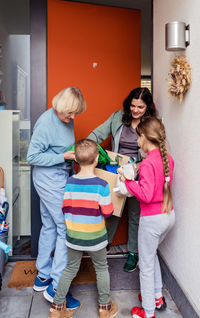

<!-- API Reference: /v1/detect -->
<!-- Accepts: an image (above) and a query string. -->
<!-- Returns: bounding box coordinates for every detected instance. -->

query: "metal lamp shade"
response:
[165,21,189,51]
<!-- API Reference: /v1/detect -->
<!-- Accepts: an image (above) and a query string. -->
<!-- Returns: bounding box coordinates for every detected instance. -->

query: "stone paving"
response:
[0,258,182,318]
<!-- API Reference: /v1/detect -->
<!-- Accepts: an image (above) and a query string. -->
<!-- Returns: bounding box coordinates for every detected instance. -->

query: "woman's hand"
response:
[64,151,75,161]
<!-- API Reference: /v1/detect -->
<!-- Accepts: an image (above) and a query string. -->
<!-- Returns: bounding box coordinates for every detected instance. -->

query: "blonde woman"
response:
[121,117,175,318]
[27,87,86,307]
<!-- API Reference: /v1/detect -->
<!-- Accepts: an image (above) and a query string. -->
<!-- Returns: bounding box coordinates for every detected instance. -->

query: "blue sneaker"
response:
[44,283,80,309]
[33,275,52,292]
[43,282,56,302]
[66,292,80,309]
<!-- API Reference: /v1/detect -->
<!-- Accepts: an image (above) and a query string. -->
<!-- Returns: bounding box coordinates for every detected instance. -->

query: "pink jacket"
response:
[125,148,174,217]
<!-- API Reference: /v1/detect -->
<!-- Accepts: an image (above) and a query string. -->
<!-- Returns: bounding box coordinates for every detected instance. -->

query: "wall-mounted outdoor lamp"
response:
[165,21,190,51]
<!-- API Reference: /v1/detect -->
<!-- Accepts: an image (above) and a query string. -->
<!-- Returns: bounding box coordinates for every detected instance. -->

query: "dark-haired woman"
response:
[88,87,157,272]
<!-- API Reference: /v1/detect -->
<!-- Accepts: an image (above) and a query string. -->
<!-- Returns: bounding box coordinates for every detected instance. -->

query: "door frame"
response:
[30,0,47,257]
[30,0,153,257]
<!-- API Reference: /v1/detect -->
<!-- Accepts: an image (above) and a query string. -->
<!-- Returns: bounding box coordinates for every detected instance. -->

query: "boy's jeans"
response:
[54,247,110,305]
[33,166,70,289]
[139,210,175,315]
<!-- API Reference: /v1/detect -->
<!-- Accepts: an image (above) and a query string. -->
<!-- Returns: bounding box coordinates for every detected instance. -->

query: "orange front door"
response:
[47,0,141,244]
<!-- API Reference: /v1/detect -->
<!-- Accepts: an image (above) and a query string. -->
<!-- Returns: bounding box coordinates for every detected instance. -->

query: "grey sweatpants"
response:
[138,210,175,316]
[54,246,110,305]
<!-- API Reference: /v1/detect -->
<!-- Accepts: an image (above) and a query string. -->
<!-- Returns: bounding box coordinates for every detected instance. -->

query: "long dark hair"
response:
[136,117,173,213]
[122,87,157,126]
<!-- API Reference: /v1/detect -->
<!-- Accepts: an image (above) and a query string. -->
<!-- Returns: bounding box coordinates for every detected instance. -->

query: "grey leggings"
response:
[54,247,110,305]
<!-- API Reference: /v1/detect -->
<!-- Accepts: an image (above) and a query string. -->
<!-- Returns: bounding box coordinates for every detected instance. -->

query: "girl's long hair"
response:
[122,87,157,126]
[136,117,173,213]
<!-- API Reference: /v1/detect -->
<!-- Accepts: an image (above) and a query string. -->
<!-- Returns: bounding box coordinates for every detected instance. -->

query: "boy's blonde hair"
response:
[52,87,86,114]
[75,139,99,166]
[136,117,173,214]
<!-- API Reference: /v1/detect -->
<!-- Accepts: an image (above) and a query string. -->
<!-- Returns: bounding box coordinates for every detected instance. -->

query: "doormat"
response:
[8,260,37,290]
[72,257,96,285]
[107,244,128,255]
[8,258,96,290]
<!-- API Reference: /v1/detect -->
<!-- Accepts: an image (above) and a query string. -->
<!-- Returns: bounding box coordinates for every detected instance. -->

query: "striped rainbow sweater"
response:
[62,175,114,251]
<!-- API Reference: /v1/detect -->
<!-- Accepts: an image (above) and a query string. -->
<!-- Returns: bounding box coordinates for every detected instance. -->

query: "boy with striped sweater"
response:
[48,139,118,318]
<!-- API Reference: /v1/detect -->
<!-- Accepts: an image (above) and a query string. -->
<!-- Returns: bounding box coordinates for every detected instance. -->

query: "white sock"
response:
[145,310,155,318]
[155,291,163,299]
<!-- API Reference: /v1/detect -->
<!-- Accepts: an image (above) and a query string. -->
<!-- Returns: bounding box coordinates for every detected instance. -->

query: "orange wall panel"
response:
[47,0,141,244]
[47,0,141,144]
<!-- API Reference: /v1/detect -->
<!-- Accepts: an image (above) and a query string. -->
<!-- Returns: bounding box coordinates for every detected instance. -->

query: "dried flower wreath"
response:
[167,55,191,103]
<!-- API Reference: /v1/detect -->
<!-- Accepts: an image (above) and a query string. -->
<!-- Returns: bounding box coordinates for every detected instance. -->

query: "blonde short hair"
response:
[52,87,86,114]
[75,139,99,166]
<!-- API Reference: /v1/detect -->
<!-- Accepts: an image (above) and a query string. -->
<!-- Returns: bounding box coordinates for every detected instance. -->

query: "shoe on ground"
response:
[131,306,155,318]
[123,253,138,272]
[44,283,80,309]
[66,292,80,309]
[99,299,118,318]
[33,275,52,292]
[155,296,167,310]
[138,293,167,311]
[48,302,74,318]
[44,282,56,303]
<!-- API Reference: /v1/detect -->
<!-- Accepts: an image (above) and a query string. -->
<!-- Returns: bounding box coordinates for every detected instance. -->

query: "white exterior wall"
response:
[153,0,200,315]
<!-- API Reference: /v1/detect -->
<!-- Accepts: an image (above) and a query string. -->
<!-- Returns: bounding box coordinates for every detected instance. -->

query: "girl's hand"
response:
[117,167,126,182]
[119,175,126,182]
[117,167,123,175]
[136,162,141,173]
[64,151,75,161]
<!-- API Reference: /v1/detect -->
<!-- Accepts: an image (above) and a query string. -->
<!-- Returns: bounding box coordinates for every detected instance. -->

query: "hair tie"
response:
[165,176,170,182]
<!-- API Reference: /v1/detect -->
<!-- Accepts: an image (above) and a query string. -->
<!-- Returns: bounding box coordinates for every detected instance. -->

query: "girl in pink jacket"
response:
[121,117,175,318]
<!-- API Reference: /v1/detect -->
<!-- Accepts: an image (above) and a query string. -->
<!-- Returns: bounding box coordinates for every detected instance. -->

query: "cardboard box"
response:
[94,151,129,217]
[106,150,129,166]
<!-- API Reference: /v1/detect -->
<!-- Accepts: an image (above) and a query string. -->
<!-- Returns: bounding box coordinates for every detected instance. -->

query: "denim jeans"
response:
[33,166,70,289]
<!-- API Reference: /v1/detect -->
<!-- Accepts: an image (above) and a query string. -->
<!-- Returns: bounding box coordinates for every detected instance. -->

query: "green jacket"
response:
[87,110,123,152]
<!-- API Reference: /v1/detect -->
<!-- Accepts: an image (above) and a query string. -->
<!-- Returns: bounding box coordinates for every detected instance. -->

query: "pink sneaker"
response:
[138,293,167,311]
[131,307,155,318]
